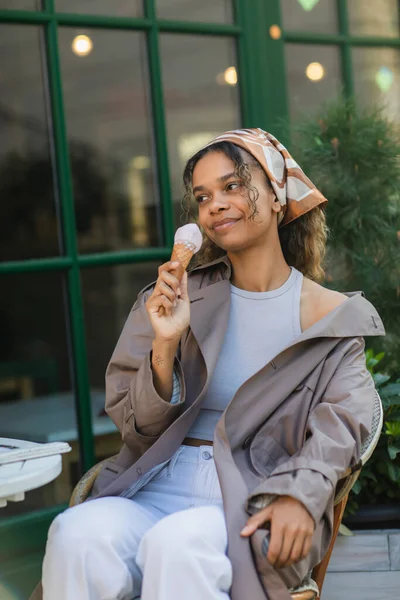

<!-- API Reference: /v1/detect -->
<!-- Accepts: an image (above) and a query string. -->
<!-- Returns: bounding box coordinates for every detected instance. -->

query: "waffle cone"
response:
[170,242,195,280]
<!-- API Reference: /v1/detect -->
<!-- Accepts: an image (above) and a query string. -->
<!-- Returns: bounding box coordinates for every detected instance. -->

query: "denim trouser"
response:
[42,445,233,600]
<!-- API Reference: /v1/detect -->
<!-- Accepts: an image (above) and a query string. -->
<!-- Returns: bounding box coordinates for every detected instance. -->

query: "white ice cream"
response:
[174,223,203,253]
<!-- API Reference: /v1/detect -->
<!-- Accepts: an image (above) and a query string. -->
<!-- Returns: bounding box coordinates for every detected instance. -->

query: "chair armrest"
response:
[69,455,118,507]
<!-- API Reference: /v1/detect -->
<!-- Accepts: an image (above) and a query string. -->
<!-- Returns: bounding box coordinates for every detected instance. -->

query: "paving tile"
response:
[389,533,400,570]
[322,571,400,600]
[352,529,400,535]
[328,534,390,572]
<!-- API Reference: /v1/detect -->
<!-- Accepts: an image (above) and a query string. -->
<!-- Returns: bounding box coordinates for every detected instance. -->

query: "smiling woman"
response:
[1,1,397,597]
[182,132,328,282]
[38,127,384,600]
[191,151,279,252]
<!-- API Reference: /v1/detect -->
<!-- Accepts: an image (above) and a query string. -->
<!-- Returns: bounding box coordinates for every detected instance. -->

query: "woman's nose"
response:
[209,193,229,214]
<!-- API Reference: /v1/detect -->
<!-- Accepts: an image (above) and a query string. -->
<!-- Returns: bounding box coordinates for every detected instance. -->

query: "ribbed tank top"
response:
[187,267,303,441]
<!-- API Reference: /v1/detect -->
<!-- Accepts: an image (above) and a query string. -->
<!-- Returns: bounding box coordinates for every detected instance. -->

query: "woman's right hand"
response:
[145,261,190,343]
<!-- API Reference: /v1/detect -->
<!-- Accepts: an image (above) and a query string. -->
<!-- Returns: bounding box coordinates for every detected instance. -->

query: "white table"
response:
[0,392,121,504]
[0,438,63,508]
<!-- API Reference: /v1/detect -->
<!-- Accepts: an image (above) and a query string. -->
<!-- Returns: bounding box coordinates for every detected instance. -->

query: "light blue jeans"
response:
[42,445,232,600]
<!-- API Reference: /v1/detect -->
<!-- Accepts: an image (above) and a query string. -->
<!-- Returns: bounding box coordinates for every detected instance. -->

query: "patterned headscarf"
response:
[204,128,327,226]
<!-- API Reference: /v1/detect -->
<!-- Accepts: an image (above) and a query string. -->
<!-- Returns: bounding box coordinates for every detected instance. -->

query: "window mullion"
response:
[145,0,175,246]
[234,0,253,126]
[260,0,289,142]
[46,0,95,472]
[338,0,354,96]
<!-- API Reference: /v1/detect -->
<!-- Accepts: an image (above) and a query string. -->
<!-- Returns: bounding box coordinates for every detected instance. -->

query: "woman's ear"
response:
[271,195,281,213]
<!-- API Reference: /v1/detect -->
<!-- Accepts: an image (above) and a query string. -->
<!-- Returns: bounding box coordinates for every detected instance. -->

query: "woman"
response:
[39,129,384,600]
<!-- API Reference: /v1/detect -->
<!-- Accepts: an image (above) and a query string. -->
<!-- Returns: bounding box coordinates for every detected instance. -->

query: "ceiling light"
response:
[130,156,151,170]
[224,66,238,86]
[306,62,325,82]
[217,66,238,86]
[72,35,93,57]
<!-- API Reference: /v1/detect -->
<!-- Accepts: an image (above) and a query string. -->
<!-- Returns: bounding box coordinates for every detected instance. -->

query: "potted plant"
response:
[344,350,400,525]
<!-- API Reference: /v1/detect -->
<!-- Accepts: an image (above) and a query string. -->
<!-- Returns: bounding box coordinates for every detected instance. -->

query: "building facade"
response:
[0,0,399,596]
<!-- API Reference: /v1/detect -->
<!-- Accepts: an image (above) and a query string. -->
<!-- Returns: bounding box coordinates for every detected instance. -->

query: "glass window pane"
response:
[0,273,79,516]
[55,0,143,17]
[160,34,241,226]
[58,29,161,253]
[280,0,338,34]
[0,0,41,8]
[348,0,400,38]
[157,0,233,23]
[285,44,342,120]
[0,25,60,262]
[82,262,160,462]
[352,47,400,119]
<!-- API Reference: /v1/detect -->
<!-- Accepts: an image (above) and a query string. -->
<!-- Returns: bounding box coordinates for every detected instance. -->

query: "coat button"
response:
[136,467,142,475]
[202,451,212,460]
[243,436,253,449]
[295,383,304,391]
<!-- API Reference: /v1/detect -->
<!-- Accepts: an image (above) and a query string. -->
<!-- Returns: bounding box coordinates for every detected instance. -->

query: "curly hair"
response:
[181,141,328,282]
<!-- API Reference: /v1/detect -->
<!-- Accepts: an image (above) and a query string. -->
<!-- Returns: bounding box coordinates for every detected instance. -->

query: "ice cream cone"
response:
[170,240,196,280]
[158,224,203,315]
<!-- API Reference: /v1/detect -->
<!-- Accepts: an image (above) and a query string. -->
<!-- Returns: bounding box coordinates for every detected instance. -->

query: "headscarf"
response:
[204,128,327,226]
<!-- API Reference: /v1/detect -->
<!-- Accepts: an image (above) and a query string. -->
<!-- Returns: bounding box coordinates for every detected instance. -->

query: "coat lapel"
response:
[212,284,385,457]
[291,292,385,345]
[188,279,231,387]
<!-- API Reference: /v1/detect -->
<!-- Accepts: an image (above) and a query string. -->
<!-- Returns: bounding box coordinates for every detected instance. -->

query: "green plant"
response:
[346,349,400,515]
[290,96,400,372]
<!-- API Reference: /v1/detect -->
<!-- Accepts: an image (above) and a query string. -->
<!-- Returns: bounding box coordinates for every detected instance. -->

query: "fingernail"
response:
[240,526,251,535]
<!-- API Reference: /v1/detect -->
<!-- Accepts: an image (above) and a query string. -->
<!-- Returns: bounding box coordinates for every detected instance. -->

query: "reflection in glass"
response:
[160,34,241,226]
[352,48,400,119]
[0,25,59,262]
[0,273,77,516]
[0,0,41,8]
[58,28,161,253]
[71,34,94,57]
[81,261,160,461]
[285,44,342,120]
[157,0,233,23]
[280,0,338,34]
[55,0,143,17]
[348,0,399,38]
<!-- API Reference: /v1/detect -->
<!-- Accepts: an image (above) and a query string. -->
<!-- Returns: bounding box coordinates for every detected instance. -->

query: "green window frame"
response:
[0,6,287,581]
[283,0,400,107]
[0,0,399,593]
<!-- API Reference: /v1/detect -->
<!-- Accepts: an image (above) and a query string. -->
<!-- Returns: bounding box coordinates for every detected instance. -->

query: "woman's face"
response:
[192,150,281,253]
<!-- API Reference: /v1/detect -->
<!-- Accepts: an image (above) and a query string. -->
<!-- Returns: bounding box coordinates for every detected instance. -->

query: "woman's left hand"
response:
[240,495,315,569]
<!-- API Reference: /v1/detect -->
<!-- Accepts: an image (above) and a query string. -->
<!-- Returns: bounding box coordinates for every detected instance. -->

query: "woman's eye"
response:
[226,182,240,192]
[195,195,207,204]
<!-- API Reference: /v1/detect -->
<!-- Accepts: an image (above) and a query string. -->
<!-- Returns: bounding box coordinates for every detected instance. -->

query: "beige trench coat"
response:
[31,255,385,600]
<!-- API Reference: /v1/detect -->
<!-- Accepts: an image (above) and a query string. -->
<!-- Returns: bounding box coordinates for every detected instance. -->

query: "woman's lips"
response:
[213,219,240,232]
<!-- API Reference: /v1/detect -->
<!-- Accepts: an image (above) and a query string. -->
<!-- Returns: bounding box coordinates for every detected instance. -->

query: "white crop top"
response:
[186,267,303,441]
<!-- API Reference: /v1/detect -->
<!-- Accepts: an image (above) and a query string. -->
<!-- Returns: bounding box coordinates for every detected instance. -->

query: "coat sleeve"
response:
[105,288,186,450]
[246,337,375,525]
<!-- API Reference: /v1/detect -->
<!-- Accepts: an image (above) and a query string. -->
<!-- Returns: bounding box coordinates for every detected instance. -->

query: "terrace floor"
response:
[322,529,400,600]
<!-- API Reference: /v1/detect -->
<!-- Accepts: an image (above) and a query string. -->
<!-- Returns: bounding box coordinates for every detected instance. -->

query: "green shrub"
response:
[290,96,400,373]
[346,349,400,514]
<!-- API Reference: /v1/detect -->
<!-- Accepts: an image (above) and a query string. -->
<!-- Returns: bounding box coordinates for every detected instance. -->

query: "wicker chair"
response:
[69,392,383,600]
